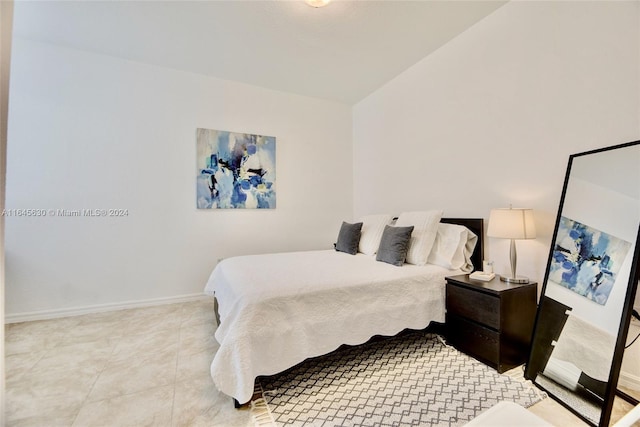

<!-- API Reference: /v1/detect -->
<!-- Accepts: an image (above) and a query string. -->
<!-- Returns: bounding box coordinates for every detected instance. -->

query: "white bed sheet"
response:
[204,249,460,403]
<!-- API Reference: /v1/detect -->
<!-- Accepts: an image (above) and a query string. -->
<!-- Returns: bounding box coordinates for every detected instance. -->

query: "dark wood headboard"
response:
[441,218,484,272]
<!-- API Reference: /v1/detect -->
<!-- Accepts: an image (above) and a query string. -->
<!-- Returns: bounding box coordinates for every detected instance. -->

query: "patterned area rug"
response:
[252,331,545,426]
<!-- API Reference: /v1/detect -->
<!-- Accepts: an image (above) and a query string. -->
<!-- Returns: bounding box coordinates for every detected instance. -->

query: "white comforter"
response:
[204,249,458,403]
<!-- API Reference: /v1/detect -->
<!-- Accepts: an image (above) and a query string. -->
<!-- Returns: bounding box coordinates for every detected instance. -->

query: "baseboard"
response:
[5,293,209,324]
[619,371,640,392]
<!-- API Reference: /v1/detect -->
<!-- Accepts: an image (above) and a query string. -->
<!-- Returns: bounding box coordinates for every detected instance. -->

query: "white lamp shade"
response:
[487,208,536,240]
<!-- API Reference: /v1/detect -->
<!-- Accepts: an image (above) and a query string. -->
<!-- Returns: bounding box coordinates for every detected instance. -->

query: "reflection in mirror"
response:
[525,141,640,426]
[620,280,640,402]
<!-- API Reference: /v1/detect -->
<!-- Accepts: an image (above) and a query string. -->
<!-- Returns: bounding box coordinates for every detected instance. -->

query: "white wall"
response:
[627,4,640,392]
[6,2,640,322]
[1,0,14,421]
[353,1,640,284]
[6,39,353,318]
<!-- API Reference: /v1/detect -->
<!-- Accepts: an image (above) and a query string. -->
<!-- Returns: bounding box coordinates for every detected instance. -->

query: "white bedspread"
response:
[204,249,458,403]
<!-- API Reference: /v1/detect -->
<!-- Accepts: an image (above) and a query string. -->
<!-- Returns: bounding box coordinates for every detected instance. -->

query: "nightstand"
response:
[445,274,537,373]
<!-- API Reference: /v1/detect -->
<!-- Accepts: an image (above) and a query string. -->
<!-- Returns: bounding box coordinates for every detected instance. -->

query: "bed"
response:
[204,214,484,405]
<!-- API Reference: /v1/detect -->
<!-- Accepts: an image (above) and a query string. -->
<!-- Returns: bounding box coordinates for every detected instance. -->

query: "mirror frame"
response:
[525,140,640,426]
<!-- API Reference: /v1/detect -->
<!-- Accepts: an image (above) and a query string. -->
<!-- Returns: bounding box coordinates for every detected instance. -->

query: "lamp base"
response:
[499,275,530,284]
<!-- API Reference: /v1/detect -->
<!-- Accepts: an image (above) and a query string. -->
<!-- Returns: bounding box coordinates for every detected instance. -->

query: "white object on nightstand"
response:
[469,271,495,282]
[482,260,494,274]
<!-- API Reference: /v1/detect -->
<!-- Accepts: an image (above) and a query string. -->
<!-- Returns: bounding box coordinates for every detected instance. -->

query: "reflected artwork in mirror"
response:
[525,140,640,426]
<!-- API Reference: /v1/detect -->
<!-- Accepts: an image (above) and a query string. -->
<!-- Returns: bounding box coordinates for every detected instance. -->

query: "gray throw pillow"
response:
[376,225,415,266]
[334,221,363,255]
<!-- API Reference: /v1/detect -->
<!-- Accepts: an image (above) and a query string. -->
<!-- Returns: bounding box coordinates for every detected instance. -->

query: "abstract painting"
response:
[196,128,276,209]
[549,216,631,305]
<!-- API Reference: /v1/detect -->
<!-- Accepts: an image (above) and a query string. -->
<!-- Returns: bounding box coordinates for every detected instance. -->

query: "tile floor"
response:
[6,298,251,427]
[5,298,639,426]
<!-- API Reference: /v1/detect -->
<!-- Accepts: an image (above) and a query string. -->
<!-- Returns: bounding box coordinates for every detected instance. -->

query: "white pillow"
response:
[427,223,478,272]
[358,214,395,255]
[395,210,443,265]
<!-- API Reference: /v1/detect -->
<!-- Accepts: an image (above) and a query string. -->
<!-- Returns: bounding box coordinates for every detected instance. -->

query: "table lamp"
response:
[487,206,536,284]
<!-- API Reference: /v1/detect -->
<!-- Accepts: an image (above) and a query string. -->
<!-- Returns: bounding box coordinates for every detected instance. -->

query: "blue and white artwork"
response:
[549,216,631,305]
[196,128,276,209]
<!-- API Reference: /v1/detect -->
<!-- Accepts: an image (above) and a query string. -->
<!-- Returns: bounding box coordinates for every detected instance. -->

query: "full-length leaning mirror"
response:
[525,140,640,426]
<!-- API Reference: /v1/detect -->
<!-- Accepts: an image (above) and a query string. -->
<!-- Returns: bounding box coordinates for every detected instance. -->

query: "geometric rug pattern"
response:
[256,331,544,426]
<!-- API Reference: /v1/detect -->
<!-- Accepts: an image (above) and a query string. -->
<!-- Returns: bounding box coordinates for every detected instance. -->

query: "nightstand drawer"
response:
[447,314,499,367]
[446,283,500,330]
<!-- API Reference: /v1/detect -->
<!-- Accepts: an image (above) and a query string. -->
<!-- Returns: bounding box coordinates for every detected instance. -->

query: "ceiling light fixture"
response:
[305,0,331,8]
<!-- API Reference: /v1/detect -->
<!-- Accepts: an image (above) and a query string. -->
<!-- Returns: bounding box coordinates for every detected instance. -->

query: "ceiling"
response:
[12,0,507,105]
